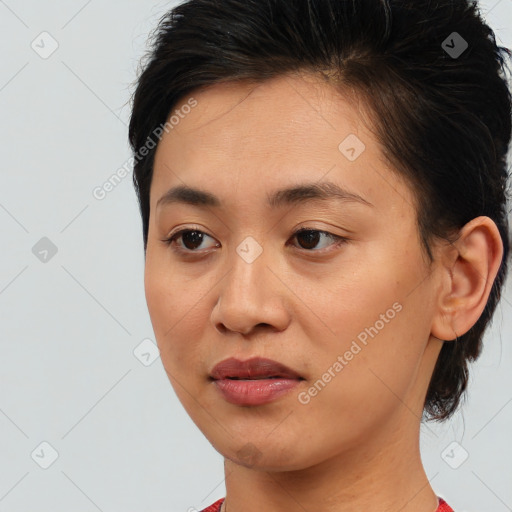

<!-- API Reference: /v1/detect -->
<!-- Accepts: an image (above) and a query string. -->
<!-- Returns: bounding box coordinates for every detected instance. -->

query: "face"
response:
[145,73,444,471]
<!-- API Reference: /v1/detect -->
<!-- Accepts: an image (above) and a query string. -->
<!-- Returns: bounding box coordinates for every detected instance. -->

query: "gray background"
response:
[0,1,511,511]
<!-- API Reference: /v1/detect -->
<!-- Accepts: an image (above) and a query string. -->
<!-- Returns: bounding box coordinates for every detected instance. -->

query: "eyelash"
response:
[160,227,349,256]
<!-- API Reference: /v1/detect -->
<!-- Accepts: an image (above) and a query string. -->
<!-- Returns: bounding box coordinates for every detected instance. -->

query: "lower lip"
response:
[213,378,302,406]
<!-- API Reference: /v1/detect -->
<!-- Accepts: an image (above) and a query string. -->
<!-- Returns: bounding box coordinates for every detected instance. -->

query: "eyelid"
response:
[161,226,218,253]
[165,224,208,240]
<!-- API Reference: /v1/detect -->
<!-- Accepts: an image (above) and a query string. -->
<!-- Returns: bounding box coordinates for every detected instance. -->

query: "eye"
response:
[161,227,349,255]
[289,228,349,252]
[161,228,219,254]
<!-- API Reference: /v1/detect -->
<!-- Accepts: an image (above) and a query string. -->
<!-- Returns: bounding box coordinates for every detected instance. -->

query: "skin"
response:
[144,72,503,512]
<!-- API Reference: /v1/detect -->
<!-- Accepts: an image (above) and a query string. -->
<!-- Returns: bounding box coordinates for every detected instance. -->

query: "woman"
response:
[128,0,511,511]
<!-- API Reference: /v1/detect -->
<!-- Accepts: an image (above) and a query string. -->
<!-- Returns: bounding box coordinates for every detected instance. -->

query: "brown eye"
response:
[290,228,348,252]
[180,230,206,250]
[295,230,322,250]
[161,227,348,257]
[162,229,219,253]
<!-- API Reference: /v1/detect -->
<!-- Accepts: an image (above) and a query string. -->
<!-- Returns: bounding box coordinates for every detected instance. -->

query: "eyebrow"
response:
[156,181,373,210]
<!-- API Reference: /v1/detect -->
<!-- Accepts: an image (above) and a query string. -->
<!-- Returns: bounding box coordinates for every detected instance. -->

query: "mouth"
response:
[224,375,294,380]
[209,356,304,381]
[209,357,304,406]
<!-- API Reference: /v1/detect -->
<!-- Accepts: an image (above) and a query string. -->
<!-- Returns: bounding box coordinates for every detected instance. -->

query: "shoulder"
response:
[199,497,452,512]
[199,497,225,512]
[437,497,455,512]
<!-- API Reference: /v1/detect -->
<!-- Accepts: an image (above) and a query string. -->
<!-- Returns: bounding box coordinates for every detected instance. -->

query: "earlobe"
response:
[431,216,503,342]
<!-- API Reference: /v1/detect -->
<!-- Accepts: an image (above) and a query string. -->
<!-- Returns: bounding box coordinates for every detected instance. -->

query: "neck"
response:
[220,413,438,512]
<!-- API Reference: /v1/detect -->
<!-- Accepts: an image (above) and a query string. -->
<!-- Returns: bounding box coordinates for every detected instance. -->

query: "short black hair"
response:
[128,0,512,421]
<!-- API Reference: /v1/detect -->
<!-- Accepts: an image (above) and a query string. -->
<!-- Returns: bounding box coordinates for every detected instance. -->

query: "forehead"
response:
[159,73,365,159]
[151,72,414,214]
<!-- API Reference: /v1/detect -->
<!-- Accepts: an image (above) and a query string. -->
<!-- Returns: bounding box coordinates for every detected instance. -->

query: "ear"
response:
[431,216,504,342]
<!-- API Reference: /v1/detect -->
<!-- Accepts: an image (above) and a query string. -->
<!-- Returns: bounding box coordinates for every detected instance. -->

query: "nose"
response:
[210,241,291,337]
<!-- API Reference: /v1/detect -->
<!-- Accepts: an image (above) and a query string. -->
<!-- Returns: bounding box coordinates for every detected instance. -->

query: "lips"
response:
[210,357,304,406]
[210,357,303,381]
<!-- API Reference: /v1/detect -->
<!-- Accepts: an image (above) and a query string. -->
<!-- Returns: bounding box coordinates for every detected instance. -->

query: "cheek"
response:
[305,245,405,342]
[299,311,428,449]
[144,257,198,367]
[144,264,212,420]
[308,249,433,408]
[143,253,226,384]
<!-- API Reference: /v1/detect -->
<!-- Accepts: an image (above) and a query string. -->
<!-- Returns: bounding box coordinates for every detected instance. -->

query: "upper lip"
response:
[210,357,303,380]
